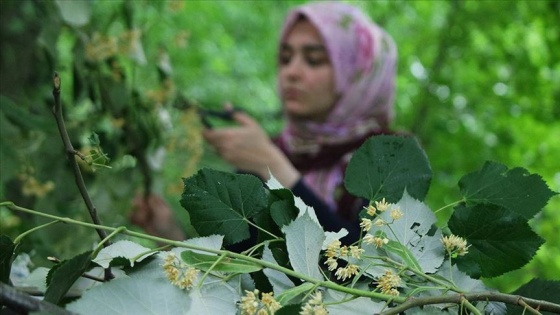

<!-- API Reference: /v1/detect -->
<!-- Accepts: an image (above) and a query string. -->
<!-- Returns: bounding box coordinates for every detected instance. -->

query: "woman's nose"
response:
[282,56,304,80]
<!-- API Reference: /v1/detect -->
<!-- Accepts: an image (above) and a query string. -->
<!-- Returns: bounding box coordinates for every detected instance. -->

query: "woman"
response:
[203,2,397,244]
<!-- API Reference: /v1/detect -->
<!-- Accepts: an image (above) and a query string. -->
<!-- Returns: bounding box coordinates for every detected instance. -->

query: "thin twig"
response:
[51,72,110,245]
[51,72,113,280]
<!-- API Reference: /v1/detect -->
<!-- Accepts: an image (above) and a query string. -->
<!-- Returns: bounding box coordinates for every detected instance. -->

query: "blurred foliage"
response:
[0,0,558,293]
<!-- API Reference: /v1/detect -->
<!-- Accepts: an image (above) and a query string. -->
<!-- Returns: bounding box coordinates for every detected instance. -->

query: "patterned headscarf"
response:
[276,1,397,210]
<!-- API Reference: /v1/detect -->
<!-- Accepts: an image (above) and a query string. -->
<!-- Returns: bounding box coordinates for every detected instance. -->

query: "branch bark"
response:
[0,282,75,315]
[51,72,113,281]
[51,72,110,245]
[380,291,560,315]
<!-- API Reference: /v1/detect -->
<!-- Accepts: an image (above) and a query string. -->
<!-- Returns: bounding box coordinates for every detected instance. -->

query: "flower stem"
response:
[461,296,482,315]
[14,220,61,244]
[92,226,127,258]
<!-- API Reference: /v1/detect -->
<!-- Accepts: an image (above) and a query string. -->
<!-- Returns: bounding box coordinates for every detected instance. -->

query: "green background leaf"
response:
[449,203,544,278]
[344,135,432,203]
[459,161,556,219]
[180,169,267,245]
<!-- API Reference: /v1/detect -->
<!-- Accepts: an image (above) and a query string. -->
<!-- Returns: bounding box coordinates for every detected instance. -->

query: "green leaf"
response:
[266,173,320,225]
[507,279,560,315]
[282,212,325,281]
[66,276,239,314]
[357,191,444,277]
[423,263,506,314]
[448,203,544,278]
[55,0,91,27]
[44,251,92,304]
[269,189,299,228]
[92,240,154,269]
[324,289,385,314]
[459,161,557,219]
[181,250,262,273]
[276,282,314,306]
[276,304,303,315]
[384,239,423,271]
[262,243,294,295]
[344,135,432,203]
[180,168,267,245]
[0,235,15,284]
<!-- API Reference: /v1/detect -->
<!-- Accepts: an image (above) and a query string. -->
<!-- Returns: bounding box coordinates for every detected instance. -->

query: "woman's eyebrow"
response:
[280,43,326,52]
[302,44,326,53]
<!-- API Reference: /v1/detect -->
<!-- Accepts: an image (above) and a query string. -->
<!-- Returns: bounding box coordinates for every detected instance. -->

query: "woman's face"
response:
[278,19,338,122]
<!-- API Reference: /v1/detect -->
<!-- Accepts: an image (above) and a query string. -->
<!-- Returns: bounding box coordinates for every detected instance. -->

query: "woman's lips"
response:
[283,87,301,100]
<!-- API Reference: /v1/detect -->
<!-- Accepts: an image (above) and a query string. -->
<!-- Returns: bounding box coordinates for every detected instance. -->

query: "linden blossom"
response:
[441,234,470,257]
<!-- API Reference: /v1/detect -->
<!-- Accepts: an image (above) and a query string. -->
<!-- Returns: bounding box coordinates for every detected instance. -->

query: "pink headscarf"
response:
[276,1,397,210]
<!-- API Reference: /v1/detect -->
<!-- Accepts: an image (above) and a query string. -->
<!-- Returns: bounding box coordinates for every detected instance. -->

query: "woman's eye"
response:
[279,53,292,65]
[305,54,328,67]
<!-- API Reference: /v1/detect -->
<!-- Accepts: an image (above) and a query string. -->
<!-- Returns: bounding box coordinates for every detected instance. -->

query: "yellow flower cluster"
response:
[363,234,389,248]
[300,291,328,315]
[364,198,390,216]
[162,252,199,290]
[19,174,55,198]
[239,289,281,315]
[85,29,146,63]
[390,207,403,221]
[376,270,401,296]
[361,198,402,249]
[323,240,362,281]
[441,234,470,257]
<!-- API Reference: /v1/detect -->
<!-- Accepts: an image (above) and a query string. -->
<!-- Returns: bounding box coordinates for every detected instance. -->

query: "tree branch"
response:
[380,291,560,315]
[51,72,113,281]
[51,72,110,245]
[0,282,75,315]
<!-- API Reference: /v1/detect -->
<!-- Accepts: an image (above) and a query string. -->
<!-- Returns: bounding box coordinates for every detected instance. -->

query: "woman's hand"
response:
[202,109,300,188]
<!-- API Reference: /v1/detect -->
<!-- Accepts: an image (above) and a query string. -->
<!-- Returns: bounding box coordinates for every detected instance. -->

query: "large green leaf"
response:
[268,188,299,228]
[344,135,432,203]
[282,212,325,281]
[458,161,557,219]
[355,191,443,277]
[44,251,92,304]
[0,235,15,284]
[180,168,267,245]
[448,203,544,278]
[66,276,239,314]
[262,243,294,296]
[324,288,385,314]
[92,240,154,269]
